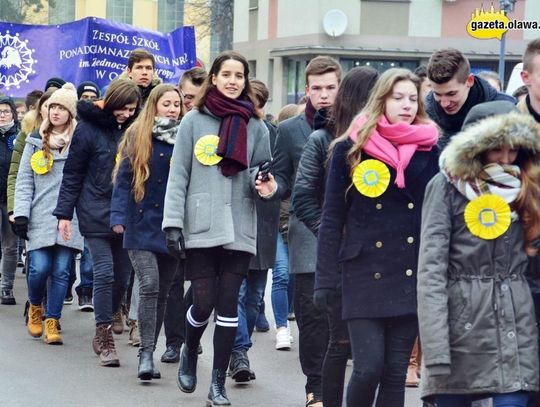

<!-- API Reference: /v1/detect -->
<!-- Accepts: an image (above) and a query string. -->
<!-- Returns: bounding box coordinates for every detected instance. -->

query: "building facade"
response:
[234,0,539,115]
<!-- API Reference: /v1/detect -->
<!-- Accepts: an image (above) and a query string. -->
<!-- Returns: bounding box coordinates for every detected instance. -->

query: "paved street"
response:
[0,268,421,406]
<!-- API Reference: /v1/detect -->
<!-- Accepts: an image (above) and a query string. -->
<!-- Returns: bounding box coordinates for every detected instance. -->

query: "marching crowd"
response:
[2,38,540,407]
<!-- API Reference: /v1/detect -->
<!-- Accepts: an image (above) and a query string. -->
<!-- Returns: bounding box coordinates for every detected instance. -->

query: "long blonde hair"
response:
[333,68,430,174]
[113,84,182,202]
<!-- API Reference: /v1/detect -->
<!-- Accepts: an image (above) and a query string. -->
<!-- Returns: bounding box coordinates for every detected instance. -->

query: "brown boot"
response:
[44,318,63,345]
[92,328,102,355]
[97,324,120,367]
[112,310,124,335]
[27,303,44,337]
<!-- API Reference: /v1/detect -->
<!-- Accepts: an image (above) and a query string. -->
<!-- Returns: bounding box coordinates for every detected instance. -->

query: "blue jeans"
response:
[437,392,528,407]
[272,233,289,328]
[27,245,75,319]
[76,244,93,292]
[234,269,268,351]
[86,236,131,326]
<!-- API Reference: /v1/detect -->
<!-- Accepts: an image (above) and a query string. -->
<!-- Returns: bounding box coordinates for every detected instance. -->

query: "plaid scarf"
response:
[446,163,521,220]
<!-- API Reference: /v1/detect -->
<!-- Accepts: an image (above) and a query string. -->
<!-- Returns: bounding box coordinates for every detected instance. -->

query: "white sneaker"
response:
[287,325,294,343]
[275,326,291,350]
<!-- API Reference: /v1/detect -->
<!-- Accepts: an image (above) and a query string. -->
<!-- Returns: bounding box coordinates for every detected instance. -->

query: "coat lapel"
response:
[298,114,312,142]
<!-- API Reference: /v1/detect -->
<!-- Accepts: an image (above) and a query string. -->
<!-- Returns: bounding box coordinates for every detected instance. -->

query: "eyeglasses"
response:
[0,110,12,116]
[180,89,196,101]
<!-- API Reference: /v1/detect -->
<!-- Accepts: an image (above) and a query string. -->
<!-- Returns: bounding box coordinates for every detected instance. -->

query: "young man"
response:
[426,48,514,148]
[228,79,280,383]
[178,67,207,112]
[272,56,341,407]
[77,81,100,102]
[125,48,161,105]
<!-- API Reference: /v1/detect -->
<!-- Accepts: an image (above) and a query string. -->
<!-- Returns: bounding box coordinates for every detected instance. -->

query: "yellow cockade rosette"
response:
[194,135,222,166]
[30,150,53,175]
[352,159,391,198]
[464,194,511,240]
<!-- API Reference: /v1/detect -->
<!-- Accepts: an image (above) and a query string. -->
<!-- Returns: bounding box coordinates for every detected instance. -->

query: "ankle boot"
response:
[177,344,198,393]
[27,303,44,337]
[138,350,154,381]
[44,318,63,345]
[97,324,120,367]
[207,369,231,406]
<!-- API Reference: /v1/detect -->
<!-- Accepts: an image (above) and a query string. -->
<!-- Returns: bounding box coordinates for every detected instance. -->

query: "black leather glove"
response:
[313,288,336,313]
[165,227,186,260]
[12,216,29,240]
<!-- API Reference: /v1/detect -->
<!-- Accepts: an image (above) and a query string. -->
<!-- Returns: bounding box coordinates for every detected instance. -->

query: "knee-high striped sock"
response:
[185,305,209,350]
[213,314,239,371]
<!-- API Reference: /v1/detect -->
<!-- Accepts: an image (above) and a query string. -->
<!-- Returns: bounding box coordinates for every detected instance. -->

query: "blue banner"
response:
[0,17,196,98]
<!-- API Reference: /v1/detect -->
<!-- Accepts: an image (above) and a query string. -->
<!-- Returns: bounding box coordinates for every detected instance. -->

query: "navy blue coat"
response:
[110,138,173,254]
[53,101,136,237]
[315,138,439,320]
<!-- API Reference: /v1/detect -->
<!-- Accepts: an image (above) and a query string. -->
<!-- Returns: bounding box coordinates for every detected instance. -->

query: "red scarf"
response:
[204,87,256,176]
[349,114,438,188]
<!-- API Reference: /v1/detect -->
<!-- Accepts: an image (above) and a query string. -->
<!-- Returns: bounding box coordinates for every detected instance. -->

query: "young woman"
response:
[418,104,540,406]
[315,68,439,406]
[162,50,273,406]
[53,79,141,366]
[293,66,379,407]
[13,83,83,344]
[111,84,183,380]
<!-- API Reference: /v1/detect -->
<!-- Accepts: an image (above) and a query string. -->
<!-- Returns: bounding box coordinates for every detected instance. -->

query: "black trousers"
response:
[294,273,329,396]
[346,315,418,407]
[163,264,186,348]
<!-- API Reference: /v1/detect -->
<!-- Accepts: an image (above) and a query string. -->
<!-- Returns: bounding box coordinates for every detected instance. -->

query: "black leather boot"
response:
[207,369,231,406]
[138,350,154,381]
[177,345,198,393]
[228,349,251,383]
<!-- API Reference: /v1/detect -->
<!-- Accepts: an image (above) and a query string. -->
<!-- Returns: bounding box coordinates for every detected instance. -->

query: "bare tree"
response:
[0,0,54,23]
[186,0,234,59]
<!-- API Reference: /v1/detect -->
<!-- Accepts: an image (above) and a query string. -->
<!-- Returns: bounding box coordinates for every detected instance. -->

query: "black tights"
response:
[184,248,251,372]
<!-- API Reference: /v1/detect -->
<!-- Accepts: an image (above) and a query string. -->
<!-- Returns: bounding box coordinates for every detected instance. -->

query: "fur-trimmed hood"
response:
[440,112,540,180]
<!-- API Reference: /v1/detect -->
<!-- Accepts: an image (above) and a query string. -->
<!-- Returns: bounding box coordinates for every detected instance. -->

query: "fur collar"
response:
[440,112,540,180]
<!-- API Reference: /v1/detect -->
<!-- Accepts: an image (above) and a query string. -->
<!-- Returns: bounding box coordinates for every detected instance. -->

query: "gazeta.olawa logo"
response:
[467,3,539,40]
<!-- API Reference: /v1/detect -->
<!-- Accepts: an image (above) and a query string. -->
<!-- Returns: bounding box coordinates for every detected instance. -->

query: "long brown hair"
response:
[338,68,429,173]
[113,84,181,202]
[514,155,540,254]
[194,51,261,118]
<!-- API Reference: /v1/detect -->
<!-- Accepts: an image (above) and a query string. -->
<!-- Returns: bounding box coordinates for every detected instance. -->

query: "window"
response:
[49,0,76,24]
[158,0,185,32]
[107,0,133,25]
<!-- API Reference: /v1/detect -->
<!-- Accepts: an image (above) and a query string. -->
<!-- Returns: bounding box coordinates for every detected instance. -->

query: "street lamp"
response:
[498,0,516,90]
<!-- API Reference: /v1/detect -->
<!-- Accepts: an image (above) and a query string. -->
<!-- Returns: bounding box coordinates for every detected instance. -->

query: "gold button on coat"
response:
[405,269,413,276]
[374,272,381,280]
[407,237,414,244]
[375,241,383,248]
[408,203,414,209]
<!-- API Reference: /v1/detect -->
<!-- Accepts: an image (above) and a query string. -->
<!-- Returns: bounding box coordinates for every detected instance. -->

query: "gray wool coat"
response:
[272,113,317,274]
[162,108,271,255]
[418,112,540,399]
[14,135,83,252]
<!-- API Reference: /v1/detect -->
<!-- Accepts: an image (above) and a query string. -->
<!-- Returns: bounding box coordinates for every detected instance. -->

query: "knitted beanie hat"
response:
[48,83,78,118]
[77,81,100,99]
[44,77,66,91]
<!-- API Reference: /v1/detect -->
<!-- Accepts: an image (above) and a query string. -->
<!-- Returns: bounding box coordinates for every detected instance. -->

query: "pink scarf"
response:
[349,114,438,188]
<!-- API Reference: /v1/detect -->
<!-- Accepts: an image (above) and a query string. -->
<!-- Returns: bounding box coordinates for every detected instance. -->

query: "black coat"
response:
[53,100,135,237]
[249,120,280,270]
[0,123,19,204]
[316,138,439,319]
[291,128,332,235]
